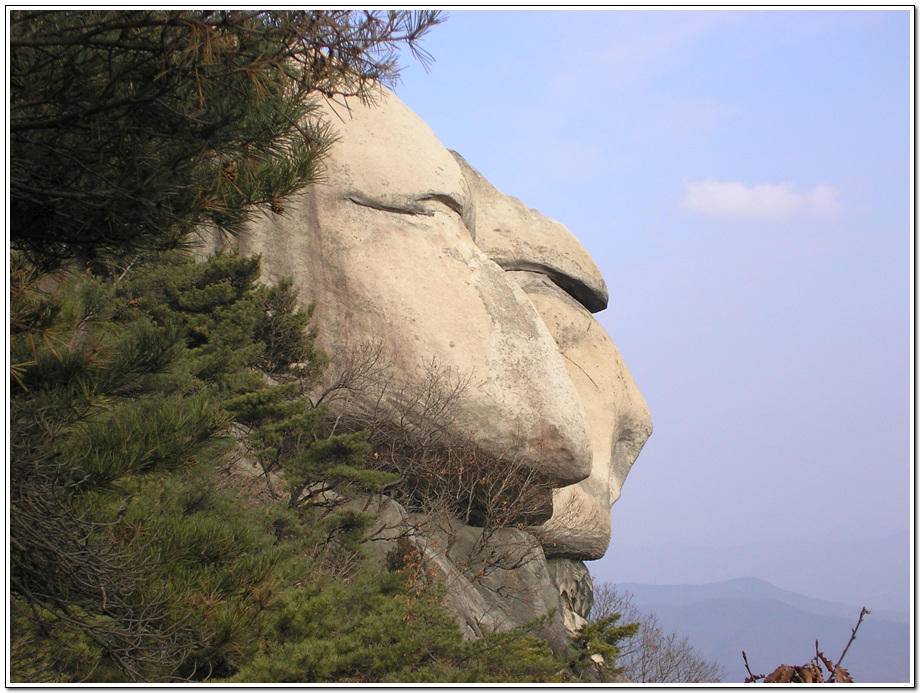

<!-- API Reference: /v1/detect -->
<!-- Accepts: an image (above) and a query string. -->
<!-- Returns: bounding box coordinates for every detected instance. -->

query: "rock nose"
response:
[520,418,593,487]
[457,333,593,489]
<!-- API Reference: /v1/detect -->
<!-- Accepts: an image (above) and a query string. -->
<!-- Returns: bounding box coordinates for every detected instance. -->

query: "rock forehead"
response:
[321,88,475,232]
[451,151,609,313]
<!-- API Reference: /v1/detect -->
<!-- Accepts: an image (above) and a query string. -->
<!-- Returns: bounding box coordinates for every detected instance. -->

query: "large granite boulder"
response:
[202,84,652,644]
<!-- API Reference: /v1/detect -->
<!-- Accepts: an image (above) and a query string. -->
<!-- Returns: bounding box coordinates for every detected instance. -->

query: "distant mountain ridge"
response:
[596,529,909,616]
[617,576,908,624]
[611,577,911,684]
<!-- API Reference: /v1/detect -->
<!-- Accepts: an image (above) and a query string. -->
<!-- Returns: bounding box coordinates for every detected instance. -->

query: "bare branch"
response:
[835,606,870,671]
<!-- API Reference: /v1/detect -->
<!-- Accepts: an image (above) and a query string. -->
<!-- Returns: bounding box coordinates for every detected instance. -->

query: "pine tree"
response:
[10,257,228,681]
[9,10,442,269]
[10,249,394,681]
[568,614,640,681]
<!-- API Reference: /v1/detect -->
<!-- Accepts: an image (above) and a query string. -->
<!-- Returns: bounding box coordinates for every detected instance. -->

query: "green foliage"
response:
[10,599,125,683]
[255,277,324,376]
[417,627,569,683]
[228,570,568,684]
[220,340,397,508]
[9,9,443,268]
[10,249,313,490]
[112,464,283,679]
[227,569,449,682]
[9,248,360,681]
[114,249,315,390]
[569,614,640,680]
[63,391,221,486]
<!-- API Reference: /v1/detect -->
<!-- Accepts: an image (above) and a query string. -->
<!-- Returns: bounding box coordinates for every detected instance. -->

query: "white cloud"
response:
[682,179,841,222]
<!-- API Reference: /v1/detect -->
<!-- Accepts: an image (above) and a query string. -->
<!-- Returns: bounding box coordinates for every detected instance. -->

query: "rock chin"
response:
[350,494,595,652]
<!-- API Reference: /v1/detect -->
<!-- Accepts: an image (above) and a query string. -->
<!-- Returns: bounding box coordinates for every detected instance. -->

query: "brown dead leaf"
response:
[764,665,795,683]
[763,664,825,683]
[800,664,824,683]
[832,666,853,683]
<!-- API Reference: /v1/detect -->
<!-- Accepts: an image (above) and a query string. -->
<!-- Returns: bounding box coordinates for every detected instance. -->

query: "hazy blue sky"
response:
[393,9,911,612]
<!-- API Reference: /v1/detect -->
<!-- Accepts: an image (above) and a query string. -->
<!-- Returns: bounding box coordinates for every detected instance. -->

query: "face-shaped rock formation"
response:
[210,86,651,561]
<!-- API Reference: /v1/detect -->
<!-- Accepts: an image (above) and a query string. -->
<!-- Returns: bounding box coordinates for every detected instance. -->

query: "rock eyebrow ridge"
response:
[345,191,465,218]
[449,150,609,314]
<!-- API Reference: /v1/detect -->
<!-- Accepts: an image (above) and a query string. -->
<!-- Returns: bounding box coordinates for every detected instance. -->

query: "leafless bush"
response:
[590,583,727,683]
[309,338,392,412]
[318,347,560,583]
